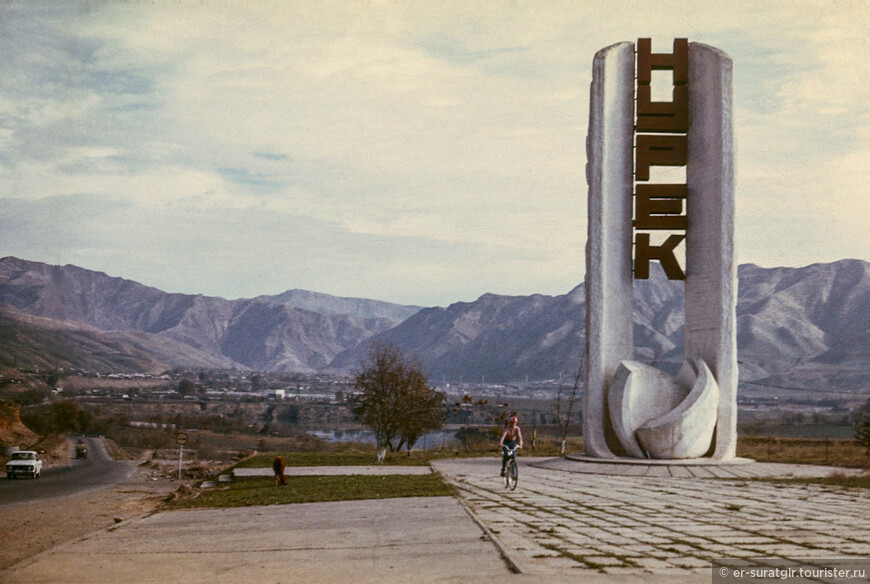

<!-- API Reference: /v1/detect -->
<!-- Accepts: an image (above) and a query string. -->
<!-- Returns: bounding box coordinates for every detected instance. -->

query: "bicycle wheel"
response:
[507,459,518,490]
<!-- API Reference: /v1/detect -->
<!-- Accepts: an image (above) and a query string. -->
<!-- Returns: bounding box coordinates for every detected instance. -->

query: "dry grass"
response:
[525,436,584,456]
[755,472,870,490]
[169,474,453,509]
[737,435,868,468]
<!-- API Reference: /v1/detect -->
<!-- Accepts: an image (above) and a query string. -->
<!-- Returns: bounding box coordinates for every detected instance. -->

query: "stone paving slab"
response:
[233,465,432,478]
[432,457,870,579]
[544,456,869,478]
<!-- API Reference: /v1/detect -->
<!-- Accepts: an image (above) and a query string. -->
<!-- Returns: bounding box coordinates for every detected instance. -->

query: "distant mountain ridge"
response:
[328,289,587,382]
[0,257,409,373]
[255,289,422,321]
[329,260,870,390]
[0,256,867,392]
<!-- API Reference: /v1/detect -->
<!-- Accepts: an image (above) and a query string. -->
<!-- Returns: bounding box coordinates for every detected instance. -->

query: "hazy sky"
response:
[1,1,868,307]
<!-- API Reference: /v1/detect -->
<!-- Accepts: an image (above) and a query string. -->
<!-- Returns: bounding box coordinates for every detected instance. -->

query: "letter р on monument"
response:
[583,38,737,461]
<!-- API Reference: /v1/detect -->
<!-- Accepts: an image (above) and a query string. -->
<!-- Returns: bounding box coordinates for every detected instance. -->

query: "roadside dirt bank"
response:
[0,464,186,572]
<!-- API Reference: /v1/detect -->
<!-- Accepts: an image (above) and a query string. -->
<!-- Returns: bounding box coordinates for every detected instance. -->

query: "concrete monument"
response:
[584,39,737,460]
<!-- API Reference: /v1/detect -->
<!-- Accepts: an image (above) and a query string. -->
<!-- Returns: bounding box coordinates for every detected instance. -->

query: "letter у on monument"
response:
[634,38,688,280]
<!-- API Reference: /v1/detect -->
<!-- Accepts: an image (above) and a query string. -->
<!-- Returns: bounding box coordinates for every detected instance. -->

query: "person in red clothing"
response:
[498,415,523,477]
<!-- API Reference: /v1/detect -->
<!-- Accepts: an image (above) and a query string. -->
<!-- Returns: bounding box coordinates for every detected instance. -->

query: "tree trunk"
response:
[406,437,418,456]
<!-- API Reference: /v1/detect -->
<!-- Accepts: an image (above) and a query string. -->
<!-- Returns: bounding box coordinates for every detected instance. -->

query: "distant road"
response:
[0,437,136,505]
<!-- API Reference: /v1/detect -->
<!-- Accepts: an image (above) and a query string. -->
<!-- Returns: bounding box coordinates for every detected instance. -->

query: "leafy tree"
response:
[351,343,445,461]
[41,368,65,388]
[395,372,446,454]
[178,378,196,396]
[21,399,96,436]
[49,399,84,434]
[11,388,48,407]
[277,404,299,424]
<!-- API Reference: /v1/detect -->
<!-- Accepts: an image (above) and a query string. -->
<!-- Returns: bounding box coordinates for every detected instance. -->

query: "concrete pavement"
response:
[3,496,511,584]
[3,457,868,583]
[432,457,870,578]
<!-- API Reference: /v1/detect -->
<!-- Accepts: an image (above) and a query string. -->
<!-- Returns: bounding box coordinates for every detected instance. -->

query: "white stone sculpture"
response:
[583,40,737,460]
[609,359,719,459]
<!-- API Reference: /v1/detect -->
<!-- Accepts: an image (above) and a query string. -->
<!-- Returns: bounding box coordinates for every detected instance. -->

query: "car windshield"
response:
[11,452,35,460]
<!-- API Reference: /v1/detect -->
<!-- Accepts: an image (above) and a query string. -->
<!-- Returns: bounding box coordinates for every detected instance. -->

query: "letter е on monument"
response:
[635,184,688,230]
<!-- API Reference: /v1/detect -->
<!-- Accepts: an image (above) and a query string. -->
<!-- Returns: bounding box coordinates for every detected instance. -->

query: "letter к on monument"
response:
[584,40,737,460]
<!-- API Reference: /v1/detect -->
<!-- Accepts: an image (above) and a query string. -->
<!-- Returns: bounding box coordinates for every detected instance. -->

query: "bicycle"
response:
[502,445,519,490]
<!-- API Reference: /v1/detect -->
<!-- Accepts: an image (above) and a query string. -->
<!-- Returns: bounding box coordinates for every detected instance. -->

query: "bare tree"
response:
[351,343,445,462]
[554,365,582,455]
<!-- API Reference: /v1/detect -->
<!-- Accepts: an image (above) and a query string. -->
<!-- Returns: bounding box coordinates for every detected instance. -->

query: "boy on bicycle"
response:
[499,415,523,476]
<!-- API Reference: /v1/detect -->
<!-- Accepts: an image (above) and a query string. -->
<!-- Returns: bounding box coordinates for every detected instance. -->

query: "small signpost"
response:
[175,431,188,480]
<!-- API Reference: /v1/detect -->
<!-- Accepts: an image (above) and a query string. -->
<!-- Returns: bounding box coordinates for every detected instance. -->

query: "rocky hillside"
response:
[330,260,870,389]
[0,304,236,372]
[328,289,587,382]
[1,256,867,389]
[0,257,411,373]
[0,400,38,450]
[255,289,422,321]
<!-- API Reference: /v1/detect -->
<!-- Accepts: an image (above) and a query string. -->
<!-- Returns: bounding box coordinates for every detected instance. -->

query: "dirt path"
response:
[0,465,183,572]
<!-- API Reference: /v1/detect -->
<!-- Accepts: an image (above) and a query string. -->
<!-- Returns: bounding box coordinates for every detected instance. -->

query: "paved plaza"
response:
[433,457,870,578]
[3,458,868,583]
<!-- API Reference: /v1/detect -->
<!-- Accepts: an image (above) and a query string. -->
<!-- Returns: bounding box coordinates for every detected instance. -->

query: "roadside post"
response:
[175,431,188,480]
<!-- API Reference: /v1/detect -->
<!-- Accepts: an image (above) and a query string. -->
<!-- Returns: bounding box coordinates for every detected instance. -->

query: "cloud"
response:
[1,1,868,304]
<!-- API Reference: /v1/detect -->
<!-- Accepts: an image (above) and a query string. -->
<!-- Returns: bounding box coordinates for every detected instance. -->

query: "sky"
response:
[1,1,868,307]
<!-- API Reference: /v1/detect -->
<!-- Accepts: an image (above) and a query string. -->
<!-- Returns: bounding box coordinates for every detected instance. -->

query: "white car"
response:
[5,450,43,479]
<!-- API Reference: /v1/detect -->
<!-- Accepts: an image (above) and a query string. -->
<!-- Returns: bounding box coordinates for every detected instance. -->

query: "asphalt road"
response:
[0,437,136,505]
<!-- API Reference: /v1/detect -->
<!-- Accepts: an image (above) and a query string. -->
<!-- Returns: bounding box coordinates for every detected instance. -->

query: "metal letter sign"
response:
[634,38,689,280]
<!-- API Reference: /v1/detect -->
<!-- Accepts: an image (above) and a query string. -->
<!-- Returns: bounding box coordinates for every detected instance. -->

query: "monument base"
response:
[566,454,753,466]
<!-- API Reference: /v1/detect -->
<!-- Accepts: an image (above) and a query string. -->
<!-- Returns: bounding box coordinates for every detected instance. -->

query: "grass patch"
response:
[235,444,495,469]
[169,473,453,509]
[539,543,638,571]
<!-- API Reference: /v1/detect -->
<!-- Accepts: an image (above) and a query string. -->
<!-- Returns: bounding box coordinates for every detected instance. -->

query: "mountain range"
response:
[0,256,412,374]
[0,256,867,392]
